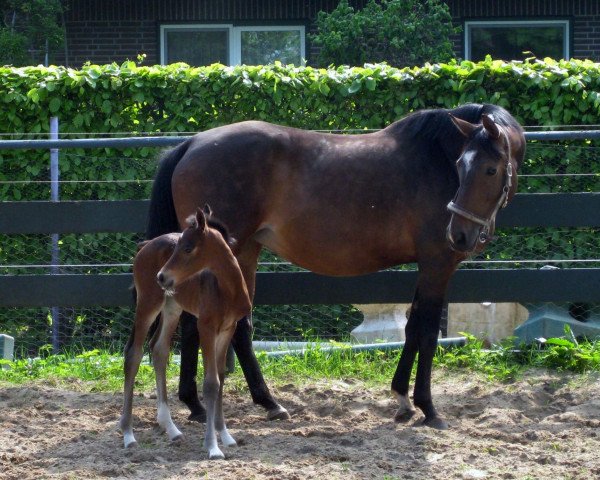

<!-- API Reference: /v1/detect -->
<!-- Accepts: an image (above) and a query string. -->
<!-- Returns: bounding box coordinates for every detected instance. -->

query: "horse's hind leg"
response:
[231,243,290,420]
[152,301,184,442]
[178,311,207,422]
[121,298,162,448]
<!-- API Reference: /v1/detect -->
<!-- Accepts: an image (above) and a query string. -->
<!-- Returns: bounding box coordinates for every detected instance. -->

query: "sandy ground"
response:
[1,369,599,480]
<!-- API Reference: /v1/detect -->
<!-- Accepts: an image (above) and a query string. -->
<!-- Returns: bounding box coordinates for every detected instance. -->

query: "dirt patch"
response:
[1,370,599,479]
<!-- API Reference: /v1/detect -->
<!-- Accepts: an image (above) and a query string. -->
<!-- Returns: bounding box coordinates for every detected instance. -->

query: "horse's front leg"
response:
[178,311,207,422]
[411,294,448,430]
[391,292,419,422]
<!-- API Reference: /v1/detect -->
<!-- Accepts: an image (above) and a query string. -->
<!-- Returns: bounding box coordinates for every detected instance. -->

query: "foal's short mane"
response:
[186,212,234,246]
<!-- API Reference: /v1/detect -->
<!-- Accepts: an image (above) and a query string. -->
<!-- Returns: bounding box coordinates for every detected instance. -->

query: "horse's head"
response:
[156,205,214,293]
[446,113,521,253]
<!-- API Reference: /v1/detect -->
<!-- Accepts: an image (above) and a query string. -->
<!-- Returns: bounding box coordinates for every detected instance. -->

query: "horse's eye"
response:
[184,246,193,254]
[486,167,497,176]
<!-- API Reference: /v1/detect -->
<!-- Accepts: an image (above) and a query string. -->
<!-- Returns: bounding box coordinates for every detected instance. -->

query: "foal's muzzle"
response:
[156,271,175,293]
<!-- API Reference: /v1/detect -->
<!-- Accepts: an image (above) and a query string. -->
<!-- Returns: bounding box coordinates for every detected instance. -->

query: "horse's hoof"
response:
[267,405,291,421]
[188,411,207,423]
[394,407,416,423]
[208,448,225,460]
[418,416,449,430]
[124,439,138,449]
[171,433,183,442]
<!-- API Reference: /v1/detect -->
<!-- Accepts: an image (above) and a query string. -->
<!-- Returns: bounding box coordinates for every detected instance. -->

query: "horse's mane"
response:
[399,103,523,141]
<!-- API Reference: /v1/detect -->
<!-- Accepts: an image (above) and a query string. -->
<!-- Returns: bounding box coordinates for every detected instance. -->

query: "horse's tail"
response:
[145,138,193,240]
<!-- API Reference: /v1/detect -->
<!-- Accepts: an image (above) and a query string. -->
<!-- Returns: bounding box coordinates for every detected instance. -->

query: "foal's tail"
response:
[143,139,192,354]
[145,138,193,240]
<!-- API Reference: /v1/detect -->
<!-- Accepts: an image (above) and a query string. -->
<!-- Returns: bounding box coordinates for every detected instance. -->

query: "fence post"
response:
[50,117,60,353]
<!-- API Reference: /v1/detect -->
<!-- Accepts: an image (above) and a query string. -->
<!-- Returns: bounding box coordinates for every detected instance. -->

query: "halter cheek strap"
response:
[447,130,514,244]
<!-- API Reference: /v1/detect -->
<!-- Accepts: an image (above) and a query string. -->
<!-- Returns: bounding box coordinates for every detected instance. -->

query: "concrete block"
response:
[0,334,15,367]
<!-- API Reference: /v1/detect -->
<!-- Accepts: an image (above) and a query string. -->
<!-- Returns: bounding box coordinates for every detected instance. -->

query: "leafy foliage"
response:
[0,0,65,66]
[310,0,458,67]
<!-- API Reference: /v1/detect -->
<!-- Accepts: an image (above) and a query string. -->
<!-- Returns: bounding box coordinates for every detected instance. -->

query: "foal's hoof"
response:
[418,416,449,430]
[394,407,417,423]
[208,448,225,460]
[267,405,291,421]
[188,411,207,423]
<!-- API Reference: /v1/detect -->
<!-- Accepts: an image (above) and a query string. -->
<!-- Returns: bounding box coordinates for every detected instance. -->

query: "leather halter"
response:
[447,130,514,244]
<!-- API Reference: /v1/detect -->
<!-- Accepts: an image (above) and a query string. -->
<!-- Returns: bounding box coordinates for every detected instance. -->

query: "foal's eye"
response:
[486,167,497,176]
[184,246,193,254]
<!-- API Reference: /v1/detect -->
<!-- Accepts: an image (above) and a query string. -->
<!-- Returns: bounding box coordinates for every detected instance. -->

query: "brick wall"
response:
[446,0,600,60]
[58,0,368,66]
[57,0,600,66]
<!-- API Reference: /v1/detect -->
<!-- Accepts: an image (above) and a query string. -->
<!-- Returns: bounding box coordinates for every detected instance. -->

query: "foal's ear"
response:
[202,203,213,218]
[482,114,501,139]
[195,207,207,232]
[449,114,478,138]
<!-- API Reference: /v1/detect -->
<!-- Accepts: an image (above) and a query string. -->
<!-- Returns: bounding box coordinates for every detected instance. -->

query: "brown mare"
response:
[120,206,251,459]
[145,103,525,429]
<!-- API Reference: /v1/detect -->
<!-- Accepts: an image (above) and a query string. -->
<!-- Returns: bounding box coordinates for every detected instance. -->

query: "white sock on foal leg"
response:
[157,402,183,441]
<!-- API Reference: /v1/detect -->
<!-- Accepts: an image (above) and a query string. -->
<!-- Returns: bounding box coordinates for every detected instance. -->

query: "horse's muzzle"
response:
[446,224,478,253]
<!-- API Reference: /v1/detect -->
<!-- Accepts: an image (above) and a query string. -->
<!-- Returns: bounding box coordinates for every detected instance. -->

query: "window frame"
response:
[160,24,306,66]
[464,19,571,61]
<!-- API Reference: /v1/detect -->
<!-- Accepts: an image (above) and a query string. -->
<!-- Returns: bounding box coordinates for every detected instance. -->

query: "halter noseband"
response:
[447,130,514,244]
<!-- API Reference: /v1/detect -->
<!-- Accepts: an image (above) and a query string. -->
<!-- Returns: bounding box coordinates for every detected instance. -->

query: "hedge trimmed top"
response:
[1,57,600,135]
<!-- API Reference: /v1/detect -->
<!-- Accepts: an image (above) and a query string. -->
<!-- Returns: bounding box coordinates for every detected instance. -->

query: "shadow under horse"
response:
[145,103,525,428]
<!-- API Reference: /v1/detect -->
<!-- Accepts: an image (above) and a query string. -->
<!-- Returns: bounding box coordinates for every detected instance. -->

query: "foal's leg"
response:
[121,296,162,448]
[178,311,207,422]
[214,328,237,448]
[152,300,184,442]
[198,320,224,459]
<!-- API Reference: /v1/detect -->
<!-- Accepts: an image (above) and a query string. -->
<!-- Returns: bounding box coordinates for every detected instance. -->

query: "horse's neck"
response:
[204,239,249,307]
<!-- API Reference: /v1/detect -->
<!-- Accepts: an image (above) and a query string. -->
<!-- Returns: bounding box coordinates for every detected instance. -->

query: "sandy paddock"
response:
[1,370,599,479]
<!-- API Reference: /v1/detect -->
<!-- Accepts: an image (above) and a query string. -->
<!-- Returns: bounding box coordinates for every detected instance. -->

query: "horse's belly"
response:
[253,224,416,276]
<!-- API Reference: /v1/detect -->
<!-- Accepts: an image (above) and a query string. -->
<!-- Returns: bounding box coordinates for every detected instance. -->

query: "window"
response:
[465,20,570,61]
[161,25,305,66]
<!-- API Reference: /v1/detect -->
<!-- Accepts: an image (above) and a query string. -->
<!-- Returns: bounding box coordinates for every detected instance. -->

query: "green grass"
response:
[1,332,600,393]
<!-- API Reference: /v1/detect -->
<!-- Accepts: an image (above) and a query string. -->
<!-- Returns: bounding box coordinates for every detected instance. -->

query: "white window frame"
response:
[160,24,234,66]
[160,24,305,66]
[464,20,570,61]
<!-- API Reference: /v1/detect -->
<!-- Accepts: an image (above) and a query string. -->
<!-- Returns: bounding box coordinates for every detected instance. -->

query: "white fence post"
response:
[50,116,60,353]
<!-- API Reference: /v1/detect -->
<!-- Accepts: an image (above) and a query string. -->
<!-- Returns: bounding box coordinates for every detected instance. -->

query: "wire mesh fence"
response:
[1,132,600,357]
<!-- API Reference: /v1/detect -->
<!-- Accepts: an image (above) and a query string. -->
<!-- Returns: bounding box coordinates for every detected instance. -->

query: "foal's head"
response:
[156,205,232,293]
[446,114,521,253]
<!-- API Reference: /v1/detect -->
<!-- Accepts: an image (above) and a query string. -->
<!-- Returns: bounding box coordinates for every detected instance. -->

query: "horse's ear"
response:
[202,203,213,218]
[195,207,207,232]
[482,114,501,139]
[449,114,478,138]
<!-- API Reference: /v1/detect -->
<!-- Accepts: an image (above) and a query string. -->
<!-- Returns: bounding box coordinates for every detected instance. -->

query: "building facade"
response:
[56,0,600,67]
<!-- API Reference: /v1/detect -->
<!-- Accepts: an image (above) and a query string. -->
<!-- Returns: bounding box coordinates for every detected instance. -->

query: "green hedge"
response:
[2,57,600,136]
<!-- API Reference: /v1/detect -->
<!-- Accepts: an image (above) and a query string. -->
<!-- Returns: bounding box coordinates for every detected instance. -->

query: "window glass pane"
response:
[470,25,565,61]
[241,30,302,65]
[166,29,228,65]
